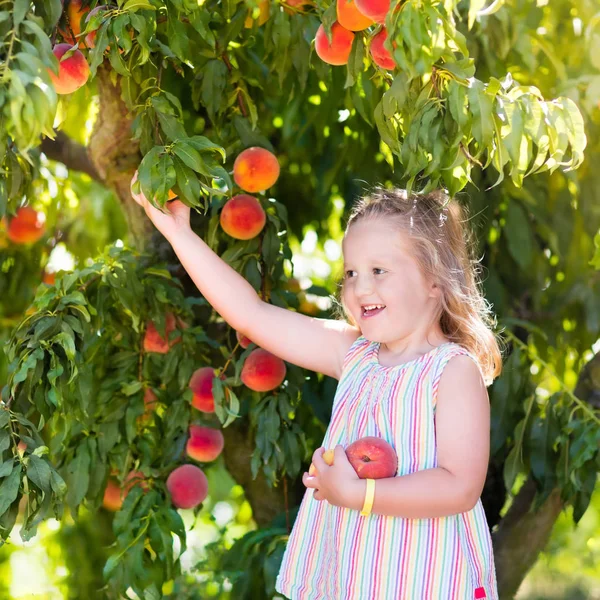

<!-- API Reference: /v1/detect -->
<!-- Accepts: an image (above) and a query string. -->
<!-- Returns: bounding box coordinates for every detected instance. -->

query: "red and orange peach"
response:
[59,0,90,47]
[189,367,217,413]
[48,43,90,95]
[314,22,355,66]
[240,348,286,392]
[337,0,373,31]
[220,194,266,240]
[370,28,396,70]
[166,464,209,509]
[233,147,280,193]
[236,331,254,349]
[143,312,182,354]
[186,425,225,462]
[7,206,46,244]
[355,0,390,23]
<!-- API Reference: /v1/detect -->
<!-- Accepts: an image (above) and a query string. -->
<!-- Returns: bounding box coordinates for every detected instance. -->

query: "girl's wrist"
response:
[163,223,193,245]
[346,479,367,512]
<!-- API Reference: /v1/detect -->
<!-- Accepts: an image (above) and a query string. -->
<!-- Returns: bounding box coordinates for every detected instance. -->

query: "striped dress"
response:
[275,334,499,600]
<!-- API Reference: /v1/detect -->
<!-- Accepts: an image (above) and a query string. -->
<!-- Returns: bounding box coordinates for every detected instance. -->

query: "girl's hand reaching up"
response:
[130,170,191,242]
[303,446,363,510]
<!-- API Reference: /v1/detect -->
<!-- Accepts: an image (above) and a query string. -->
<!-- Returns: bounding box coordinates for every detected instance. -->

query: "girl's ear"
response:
[429,282,441,298]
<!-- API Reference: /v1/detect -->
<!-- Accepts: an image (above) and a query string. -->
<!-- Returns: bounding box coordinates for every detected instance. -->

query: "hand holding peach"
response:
[302,445,361,508]
[130,170,191,241]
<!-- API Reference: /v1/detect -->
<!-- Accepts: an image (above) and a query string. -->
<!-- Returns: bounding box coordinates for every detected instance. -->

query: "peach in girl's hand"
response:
[308,448,335,475]
[346,436,397,479]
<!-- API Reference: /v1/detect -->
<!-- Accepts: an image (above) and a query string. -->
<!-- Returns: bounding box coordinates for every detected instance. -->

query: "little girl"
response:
[131,183,502,599]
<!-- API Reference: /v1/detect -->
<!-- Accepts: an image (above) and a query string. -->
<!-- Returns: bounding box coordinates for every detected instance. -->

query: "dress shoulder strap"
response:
[431,343,486,409]
[341,334,371,375]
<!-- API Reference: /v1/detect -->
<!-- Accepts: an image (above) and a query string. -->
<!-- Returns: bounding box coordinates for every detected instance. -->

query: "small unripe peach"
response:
[220,194,266,240]
[337,0,373,31]
[308,448,335,475]
[166,464,209,509]
[233,147,280,193]
[241,348,286,392]
[236,331,254,349]
[7,207,46,244]
[370,28,396,70]
[189,367,217,413]
[315,22,355,66]
[186,425,225,462]
[48,43,90,95]
[143,313,182,354]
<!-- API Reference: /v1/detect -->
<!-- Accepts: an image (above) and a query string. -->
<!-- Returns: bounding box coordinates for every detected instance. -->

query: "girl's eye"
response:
[344,269,385,279]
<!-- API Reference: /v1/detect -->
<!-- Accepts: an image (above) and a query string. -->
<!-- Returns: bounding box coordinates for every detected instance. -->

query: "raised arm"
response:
[169,228,359,380]
[130,177,360,380]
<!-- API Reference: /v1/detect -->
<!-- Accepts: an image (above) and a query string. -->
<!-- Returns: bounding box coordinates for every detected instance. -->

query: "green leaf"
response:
[0,458,14,477]
[66,442,90,509]
[201,60,228,119]
[27,455,51,492]
[123,0,156,10]
[13,0,31,26]
[504,200,534,270]
[172,140,207,173]
[0,464,22,517]
[503,430,524,493]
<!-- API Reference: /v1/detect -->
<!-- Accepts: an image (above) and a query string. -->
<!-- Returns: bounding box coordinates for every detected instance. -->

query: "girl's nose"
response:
[354,274,374,296]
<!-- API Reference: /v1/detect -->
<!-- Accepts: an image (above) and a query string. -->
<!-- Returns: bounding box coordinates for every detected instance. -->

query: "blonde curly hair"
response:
[331,187,504,387]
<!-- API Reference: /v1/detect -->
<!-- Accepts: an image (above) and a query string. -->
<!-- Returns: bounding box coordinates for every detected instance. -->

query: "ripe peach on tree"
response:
[83,5,109,49]
[6,206,46,244]
[102,478,123,512]
[166,464,209,509]
[354,0,390,24]
[236,330,254,349]
[314,22,355,66]
[143,312,183,353]
[59,0,90,47]
[336,0,373,32]
[282,0,313,15]
[370,28,396,70]
[233,147,280,193]
[189,366,218,413]
[220,194,266,240]
[186,425,225,462]
[102,470,148,512]
[48,44,90,95]
[241,348,287,392]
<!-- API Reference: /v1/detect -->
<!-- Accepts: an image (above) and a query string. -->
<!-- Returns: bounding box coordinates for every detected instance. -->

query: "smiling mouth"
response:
[361,305,386,317]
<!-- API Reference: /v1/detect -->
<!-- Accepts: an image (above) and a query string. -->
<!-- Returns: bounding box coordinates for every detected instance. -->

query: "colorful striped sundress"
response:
[275,334,499,600]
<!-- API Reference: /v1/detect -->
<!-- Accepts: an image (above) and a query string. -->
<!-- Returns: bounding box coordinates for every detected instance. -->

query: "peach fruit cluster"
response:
[314,0,398,70]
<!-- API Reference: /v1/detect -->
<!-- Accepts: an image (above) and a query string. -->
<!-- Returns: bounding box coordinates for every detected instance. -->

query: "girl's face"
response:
[341,218,441,344]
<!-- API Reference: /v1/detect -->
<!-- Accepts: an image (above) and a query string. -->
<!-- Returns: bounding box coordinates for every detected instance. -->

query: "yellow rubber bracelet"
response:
[360,478,375,516]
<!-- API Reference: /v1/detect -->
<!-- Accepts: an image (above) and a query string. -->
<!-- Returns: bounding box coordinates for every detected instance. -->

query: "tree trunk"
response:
[492,479,564,599]
[87,63,154,251]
